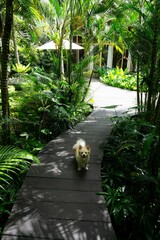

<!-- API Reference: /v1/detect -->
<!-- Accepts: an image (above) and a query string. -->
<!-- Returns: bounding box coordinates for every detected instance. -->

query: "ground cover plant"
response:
[101,116,160,240]
[98,67,138,91]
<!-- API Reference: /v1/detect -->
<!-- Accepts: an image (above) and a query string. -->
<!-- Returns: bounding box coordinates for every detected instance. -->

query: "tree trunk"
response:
[0,14,3,38]
[58,34,64,79]
[136,56,140,112]
[147,0,160,117]
[58,16,67,79]
[1,0,14,144]
[12,18,20,64]
[0,14,3,77]
[68,0,74,103]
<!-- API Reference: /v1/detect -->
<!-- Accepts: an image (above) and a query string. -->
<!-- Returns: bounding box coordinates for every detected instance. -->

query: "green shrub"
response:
[101,116,160,240]
[8,68,92,152]
[98,67,137,91]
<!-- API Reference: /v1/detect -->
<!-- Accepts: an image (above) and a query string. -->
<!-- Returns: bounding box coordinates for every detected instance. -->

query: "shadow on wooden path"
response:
[2,79,137,240]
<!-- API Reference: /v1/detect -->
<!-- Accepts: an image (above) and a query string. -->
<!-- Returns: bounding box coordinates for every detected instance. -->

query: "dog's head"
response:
[78,145,90,160]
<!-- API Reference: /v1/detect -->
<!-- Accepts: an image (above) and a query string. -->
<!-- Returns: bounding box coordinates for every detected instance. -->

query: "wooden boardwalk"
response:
[2,79,137,240]
[2,108,116,240]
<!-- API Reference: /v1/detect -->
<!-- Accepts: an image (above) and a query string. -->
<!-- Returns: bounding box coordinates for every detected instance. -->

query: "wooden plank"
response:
[27,163,101,180]
[5,201,110,222]
[17,188,105,204]
[23,177,101,192]
[38,153,102,164]
[2,219,116,240]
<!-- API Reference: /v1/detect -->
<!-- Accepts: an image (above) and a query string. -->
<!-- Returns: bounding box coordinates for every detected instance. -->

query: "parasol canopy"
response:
[38,40,84,50]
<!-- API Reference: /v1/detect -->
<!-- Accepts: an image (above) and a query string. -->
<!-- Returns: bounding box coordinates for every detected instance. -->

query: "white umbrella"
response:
[38,40,84,50]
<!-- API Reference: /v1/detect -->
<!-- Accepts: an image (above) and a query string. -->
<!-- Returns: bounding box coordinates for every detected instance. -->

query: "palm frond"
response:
[49,0,61,17]
[0,145,39,188]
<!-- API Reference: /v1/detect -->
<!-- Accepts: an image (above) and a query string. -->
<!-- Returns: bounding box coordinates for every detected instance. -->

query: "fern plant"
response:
[0,145,39,182]
[0,145,39,234]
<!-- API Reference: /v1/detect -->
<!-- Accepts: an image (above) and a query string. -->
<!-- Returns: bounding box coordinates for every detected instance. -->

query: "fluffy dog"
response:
[73,139,91,171]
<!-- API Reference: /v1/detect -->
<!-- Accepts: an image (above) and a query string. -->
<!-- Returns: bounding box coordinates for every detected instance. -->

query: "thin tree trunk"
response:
[68,0,74,102]
[147,0,159,117]
[0,14,3,38]
[75,35,79,63]
[99,51,102,68]
[58,18,66,79]
[154,93,160,130]
[12,18,20,64]
[1,0,14,144]
[58,35,63,79]
[136,56,140,112]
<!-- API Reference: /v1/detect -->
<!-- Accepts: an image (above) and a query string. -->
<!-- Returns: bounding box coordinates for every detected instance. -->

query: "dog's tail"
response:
[73,138,86,150]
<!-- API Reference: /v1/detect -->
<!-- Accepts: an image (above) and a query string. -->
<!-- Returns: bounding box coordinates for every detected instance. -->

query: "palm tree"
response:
[0,0,44,144]
[12,0,43,65]
[1,0,14,145]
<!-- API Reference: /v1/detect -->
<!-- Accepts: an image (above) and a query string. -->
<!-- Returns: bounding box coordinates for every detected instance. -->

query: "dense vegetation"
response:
[0,146,39,235]
[0,0,160,239]
[98,67,138,91]
[9,67,92,152]
[101,116,160,239]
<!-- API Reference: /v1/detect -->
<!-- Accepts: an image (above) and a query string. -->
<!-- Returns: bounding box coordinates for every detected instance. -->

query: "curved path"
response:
[2,79,137,240]
[88,78,137,113]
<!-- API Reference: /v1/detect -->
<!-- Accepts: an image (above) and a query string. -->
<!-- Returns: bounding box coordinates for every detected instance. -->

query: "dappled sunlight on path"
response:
[1,79,137,240]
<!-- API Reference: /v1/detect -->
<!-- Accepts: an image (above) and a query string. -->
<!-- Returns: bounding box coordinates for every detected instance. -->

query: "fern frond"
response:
[0,145,39,189]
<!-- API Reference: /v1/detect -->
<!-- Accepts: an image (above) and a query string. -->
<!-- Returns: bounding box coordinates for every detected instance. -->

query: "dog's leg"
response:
[85,165,88,170]
[78,162,81,171]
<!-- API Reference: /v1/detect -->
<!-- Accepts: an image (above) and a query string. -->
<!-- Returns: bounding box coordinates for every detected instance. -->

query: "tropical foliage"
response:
[98,67,138,91]
[0,0,160,239]
[0,0,95,148]
[98,1,160,238]
[9,67,91,152]
[101,116,160,240]
[0,145,39,235]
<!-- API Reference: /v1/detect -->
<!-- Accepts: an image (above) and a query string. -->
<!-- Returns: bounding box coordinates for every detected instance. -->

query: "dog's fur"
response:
[73,139,91,171]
